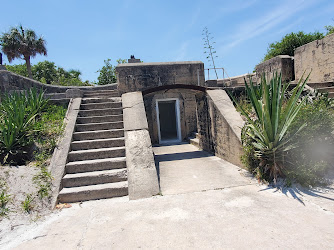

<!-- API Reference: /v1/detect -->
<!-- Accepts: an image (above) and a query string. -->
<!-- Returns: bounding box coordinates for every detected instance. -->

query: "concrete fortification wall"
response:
[116,61,205,94]
[256,55,294,82]
[196,89,245,167]
[0,69,117,95]
[294,33,334,83]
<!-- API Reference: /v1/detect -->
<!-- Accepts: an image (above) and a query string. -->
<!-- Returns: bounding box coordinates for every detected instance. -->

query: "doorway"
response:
[156,99,181,144]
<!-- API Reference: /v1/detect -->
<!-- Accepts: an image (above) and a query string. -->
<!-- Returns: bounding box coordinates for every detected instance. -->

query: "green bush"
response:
[284,94,334,185]
[239,79,334,186]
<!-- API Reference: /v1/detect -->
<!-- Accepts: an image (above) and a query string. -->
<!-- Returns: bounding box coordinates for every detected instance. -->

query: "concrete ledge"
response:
[122,91,148,131]
[197,89,245,167]
[49,98,81,208]
[125,130,160,200]
[207,90,244,143]
[122,91,159,200]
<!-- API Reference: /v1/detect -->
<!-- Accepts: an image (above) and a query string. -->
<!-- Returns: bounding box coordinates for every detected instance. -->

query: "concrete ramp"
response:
[154,143,252,195]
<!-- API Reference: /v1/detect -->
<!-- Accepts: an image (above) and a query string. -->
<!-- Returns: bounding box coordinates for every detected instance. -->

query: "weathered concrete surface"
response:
[116,61,205,94]
[256,55,294,83]
[122,91,148,131]
[196,90,245,167]
[295,33,334,83]
[125,130,159,200]
[4,181,334,249]
[122,91,159,200]
[0,70,117,94]
[49,98,81,208]
[154,144,251,195]
[144,89,198,144]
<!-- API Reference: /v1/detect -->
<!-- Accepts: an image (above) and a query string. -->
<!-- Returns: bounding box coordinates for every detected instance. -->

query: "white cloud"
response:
[219,0,318,52]
[175,41,189,61]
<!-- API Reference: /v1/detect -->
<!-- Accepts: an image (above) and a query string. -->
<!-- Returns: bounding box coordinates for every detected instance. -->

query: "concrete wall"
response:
[206,73,257,87]
[122,91,160,200]
[255,55,294,82]
[116,61,205,94]
[0,69,117,94]
[196,89,245,167]
[294,33,334,83]
[143,89,198,145]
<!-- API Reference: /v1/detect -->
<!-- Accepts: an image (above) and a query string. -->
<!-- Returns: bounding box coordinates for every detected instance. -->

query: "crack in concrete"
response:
[76,208,93,250]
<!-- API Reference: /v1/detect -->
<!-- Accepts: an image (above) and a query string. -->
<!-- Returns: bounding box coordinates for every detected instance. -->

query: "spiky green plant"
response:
[0,88,48,164]
[234,72,310,182]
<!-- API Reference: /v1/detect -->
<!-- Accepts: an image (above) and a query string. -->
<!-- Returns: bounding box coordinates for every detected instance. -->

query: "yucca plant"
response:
[235,72,310,182]
[0,88,48,164]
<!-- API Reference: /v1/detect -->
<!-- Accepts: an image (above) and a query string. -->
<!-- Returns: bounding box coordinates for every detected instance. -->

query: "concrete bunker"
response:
[116,59,244,167]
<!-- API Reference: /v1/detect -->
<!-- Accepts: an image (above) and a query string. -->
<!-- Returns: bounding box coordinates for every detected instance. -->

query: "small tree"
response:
[0,25,47,78]
[202,27,218,79]
[263,31,324,61]
[96,59,116,85]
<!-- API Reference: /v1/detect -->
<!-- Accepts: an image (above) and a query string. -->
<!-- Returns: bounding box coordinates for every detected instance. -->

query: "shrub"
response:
[284,94,334,185]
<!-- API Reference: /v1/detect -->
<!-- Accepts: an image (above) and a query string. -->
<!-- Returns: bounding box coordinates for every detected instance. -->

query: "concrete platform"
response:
[153,143,252,195]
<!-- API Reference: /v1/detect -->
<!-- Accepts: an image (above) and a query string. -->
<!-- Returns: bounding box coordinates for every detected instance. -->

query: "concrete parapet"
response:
[0,70,117,94]
[122,91,159,200]
[256,55,294,83]
[116,61,205,94]
[49,98,82,208]
[294,33,334,83]
[196,89,245,167]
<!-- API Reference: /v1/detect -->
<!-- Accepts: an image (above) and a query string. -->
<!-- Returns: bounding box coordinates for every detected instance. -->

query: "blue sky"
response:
[1,0,333,82]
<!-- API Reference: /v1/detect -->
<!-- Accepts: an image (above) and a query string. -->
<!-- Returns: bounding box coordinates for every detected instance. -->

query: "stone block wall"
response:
[294,33,334,83]
[143,89,198,145]
[255,55,294,82]
[116,61,205,94]
[196,89,245,167]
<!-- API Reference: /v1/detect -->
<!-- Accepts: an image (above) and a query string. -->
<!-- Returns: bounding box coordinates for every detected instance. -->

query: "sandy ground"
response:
[0,165,52,242]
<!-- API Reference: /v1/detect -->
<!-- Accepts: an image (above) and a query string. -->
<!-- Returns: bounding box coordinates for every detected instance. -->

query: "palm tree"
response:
[0,25,47,78]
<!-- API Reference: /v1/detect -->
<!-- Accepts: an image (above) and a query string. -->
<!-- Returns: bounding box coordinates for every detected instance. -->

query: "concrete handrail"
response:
[122,91,160,200]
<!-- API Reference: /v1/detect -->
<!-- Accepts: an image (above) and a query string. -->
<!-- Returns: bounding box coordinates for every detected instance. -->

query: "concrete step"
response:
[68,147,125,162]
[58,181,128,203]
[79,108,123,117]
[317,87,334,93]
[189,138,200,148]
[308,82,334,89]
[62,168,127,188]
[329,92,334,98]
[76,115,123,124]
[66,157,126,174]
[73,129,124,140]
[75,121,124,132]
[82,97,122,104]
[83,91,120,98]
[71,137,125,151]
[80,102,122,110]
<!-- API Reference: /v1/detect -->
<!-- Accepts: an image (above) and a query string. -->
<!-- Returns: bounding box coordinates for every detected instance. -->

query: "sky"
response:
[1,0,334,82]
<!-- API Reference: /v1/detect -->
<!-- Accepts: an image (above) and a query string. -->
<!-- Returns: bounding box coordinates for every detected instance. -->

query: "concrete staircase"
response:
[58,90,128,203]
[188,132,200,148]
[308,82,334,98]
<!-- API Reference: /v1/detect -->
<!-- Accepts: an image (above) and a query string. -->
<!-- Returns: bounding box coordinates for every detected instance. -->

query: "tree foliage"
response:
[6,61,90,86]
[96,58,127,85]
[0,25,47,78]
[263,31,324,61]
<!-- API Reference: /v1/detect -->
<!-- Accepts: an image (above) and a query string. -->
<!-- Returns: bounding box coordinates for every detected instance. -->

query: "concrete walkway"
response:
[1,144,334,249]
[153,143,253,195]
